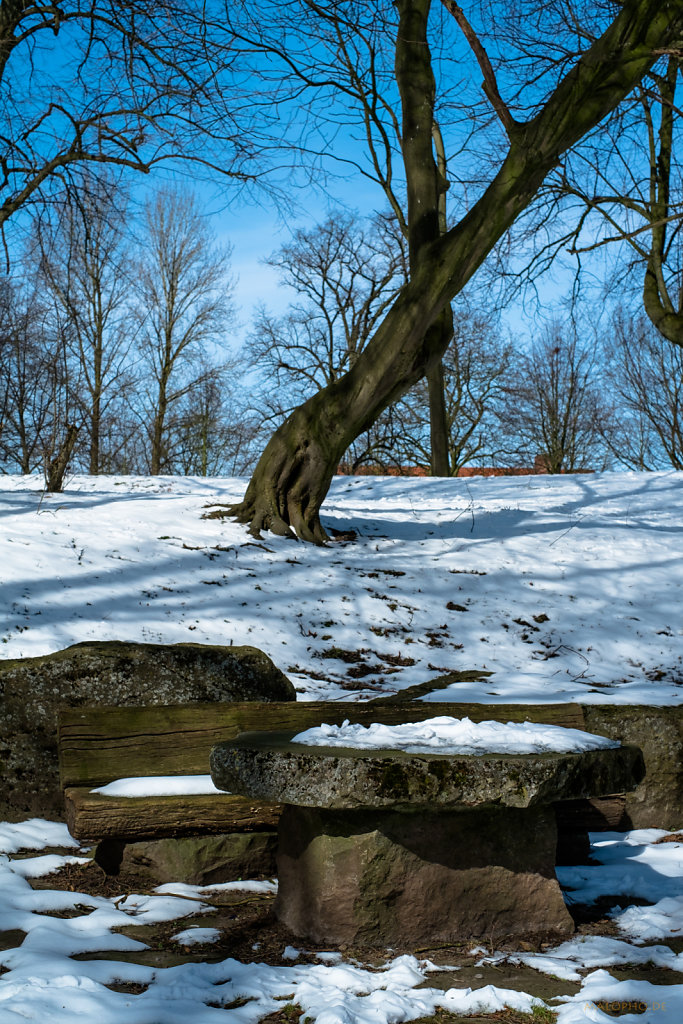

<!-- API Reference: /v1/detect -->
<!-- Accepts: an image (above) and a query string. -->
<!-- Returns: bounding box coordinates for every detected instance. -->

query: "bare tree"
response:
[45,423,80,492]
[227,0,468,474]
[394,307,512,474]
[248,212,406,416]
[135,189,236,475]
[0,1,256,236]
[602,311,683,470]
[0,276,69,474]
[249,217,509,476]
[0,278,13,461]
[548,49,683,346]
[216,0,681,542]
[36,177,134,474]
[3,186,244,480]
[499,324,606,473]
[169,371,261,477]
[638,57,683,346]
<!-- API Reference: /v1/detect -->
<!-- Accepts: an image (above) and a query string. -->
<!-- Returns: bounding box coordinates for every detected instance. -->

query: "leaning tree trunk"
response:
[213,0,683,542]
[46,423,79,493]
[642,56,683,346]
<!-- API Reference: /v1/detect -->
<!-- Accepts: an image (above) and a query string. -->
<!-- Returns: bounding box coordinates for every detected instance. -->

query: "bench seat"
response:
[64,787,280,842]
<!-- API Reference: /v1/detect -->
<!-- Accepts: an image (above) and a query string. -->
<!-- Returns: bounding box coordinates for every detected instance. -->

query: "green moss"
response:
[374,761,411,800]
[427,760,451,783]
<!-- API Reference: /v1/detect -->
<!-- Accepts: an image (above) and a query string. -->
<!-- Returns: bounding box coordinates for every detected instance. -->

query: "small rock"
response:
[119,831,278,884]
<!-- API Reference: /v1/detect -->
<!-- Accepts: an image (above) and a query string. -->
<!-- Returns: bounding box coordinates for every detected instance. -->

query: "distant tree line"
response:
[3,188,682,486]
[0,182,260,485]
[247,211,683,478]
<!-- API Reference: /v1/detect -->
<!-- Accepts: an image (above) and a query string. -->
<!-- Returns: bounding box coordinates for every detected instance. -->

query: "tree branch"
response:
[569,211,683,254]
[440,0,519,139]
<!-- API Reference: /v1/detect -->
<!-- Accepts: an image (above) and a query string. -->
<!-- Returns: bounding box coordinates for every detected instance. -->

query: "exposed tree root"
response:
[203,428,334,544]
[205,493,337,545]
[214,494,329,545]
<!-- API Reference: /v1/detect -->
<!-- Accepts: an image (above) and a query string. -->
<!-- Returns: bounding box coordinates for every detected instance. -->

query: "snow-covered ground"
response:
[2,470,683,1022]
[1,822,683,1023]
[1,470,683,703]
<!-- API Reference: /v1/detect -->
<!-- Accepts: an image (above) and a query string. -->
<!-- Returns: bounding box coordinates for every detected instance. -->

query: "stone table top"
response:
[210,730,645,810]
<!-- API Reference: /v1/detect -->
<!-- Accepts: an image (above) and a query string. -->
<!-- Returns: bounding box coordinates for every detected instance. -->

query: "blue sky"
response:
[2,0,645,355]
[209,174,383,326]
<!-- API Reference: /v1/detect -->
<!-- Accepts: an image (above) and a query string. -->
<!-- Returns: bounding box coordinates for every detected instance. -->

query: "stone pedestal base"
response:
[276,804,574,946]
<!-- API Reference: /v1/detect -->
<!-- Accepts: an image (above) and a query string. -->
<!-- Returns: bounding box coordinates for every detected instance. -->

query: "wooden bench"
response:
[59,700,636,862]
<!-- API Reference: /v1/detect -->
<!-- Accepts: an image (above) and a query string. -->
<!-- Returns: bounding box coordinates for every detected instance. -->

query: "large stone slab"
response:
[276,804,574,945]
[210,730,645,810]
[0,641,294,817]
[211,728,645,947]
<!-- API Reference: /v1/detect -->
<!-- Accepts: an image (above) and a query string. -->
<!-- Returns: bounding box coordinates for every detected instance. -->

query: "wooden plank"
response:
[64,787,280,841]
[556,795,628,832]
[555,795,628,865]
[59,702,305,787]
[59,701,586,788]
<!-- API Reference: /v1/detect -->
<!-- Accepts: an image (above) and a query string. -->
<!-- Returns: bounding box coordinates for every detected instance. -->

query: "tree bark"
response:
[151,401,165,476]
[642,56,683,344]
[217,0,683,541]
[89,389,101,475]
[89,296,104,475]
[398,0,450,478]
[46,424,79,493]
[428,117,452,477]
[151,364,170,476]
[426,318,451,476]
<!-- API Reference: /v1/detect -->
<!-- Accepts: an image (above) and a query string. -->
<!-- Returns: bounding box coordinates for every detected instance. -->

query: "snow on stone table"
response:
[292,715,621,753]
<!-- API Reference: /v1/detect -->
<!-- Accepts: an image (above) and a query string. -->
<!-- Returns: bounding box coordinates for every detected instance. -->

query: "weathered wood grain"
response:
[555,795,629,864]
[58,701,587,788]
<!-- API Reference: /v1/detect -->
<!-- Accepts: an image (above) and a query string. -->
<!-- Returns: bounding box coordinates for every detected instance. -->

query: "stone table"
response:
[210,730,645,947]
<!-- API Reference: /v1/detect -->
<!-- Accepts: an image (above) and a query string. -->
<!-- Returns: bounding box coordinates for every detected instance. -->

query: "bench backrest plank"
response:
[58,701,586,789]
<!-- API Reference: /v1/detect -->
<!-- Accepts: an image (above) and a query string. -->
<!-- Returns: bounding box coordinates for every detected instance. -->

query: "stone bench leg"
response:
[276,804,575,946]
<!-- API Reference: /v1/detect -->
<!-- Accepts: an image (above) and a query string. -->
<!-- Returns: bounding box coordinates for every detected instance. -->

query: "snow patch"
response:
[293,716,620,754]
[171,927,221,946]
[92,775,223,797]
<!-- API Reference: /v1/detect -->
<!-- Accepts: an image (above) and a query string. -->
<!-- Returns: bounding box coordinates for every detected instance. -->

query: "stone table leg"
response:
[276,804,575,946]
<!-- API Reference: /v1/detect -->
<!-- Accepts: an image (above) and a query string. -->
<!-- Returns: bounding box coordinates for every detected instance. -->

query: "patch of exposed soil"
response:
[4,839,683,1024]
